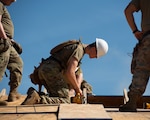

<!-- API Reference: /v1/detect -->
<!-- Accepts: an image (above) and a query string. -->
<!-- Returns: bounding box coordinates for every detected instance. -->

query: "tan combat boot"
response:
[119,94,138,112]
[21,87,41,105]
[8,88,21,102]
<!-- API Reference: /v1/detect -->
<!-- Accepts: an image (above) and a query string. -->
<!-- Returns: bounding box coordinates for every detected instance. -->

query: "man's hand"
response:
[134,31,143,41]
[75,88,82,96]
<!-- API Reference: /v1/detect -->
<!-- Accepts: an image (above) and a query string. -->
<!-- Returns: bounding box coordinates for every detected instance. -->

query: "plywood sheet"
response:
[58,104,112,120]
[0,104,58,114]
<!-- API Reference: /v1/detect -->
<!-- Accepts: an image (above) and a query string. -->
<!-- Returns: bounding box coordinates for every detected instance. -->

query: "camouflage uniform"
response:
[119,0,150,112]
[128,0,150,98]
[36,42,92,104]
[38,59,70,103]
[130,35,150,96]
[0,41,23,89]
[0,2,23,101]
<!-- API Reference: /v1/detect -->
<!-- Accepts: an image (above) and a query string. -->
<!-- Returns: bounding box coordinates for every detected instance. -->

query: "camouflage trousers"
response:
[38,80,93,104]
[129,35,150,96]
[38,59,70,103]
[0,44,23,89]
[40,95,70,104]
[37,58,93,104]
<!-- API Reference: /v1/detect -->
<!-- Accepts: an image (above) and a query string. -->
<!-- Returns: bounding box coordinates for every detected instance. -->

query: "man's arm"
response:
[0,15,7,39]
[124,3,143,40]
[75,67,83,89]
[65,57,82,95]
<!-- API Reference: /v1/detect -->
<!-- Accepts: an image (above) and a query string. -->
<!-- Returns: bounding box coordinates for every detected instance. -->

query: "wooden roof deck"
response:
[0,95,150,120]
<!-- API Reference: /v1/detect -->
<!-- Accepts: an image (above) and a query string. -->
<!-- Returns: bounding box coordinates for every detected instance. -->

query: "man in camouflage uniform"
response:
[119,0,150,112]
[0,0,23,102]
[22,38,108,105]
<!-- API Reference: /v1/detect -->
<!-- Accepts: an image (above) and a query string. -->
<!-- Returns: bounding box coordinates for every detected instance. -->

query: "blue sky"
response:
[1,0,150,96]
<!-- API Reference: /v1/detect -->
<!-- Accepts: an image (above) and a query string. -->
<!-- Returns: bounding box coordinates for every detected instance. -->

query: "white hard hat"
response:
[96,38,108,58]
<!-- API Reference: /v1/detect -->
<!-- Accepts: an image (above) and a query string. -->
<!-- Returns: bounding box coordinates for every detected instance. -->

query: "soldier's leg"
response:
[120,36,150,112]
[40,95,70,104]
[0,51,9,105]
[0,39,11,81]
[119,70,149,112]
[0,51,9,81]
[7,47,23,102]
[38,60,70,104]
[22,59,70,105]
[21,87,70,105]
[24,79,70,105]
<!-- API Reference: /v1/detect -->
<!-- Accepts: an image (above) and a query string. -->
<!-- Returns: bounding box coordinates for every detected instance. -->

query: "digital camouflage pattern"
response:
[40,95,70,104]
[130,35,150,96]
[0,39,9,54]
[37,58,70,103]
[27,41,93,104]
[0,44,23,84]
[29,57,93,104]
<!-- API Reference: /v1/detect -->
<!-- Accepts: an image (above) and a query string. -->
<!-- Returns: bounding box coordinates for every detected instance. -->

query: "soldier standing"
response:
[119,0,150,112]
[0,0,23,102]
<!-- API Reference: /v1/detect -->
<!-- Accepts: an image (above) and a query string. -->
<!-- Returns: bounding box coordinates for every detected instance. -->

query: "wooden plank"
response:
[107,109,150,120]
[0,104,58,114]
[0,105,58,120]
[88,96,150,108]
[1,95,150,120]
[0,114,57,120]
[58,104,112,120]
[1,95,150,108]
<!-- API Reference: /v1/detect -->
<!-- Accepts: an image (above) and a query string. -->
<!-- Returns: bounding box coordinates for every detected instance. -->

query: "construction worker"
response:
[22,38,108,105]
[0,0,23,102]
[119,0,150,112]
